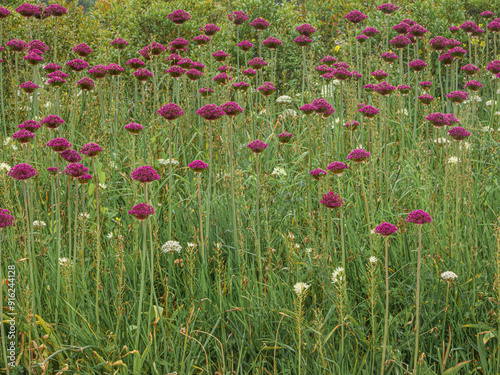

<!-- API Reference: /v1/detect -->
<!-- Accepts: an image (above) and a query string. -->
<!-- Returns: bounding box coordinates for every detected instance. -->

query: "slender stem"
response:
[135,221,148,349]
[197,174,204,265]
[381,238,390,375]
[256,155,262,285]
[229,118,239,267]
[15,53,19,125]
[205,121,214,259]
[168,120,174,239]
[93,159,101,325]
[55,156,61,325]
[359,164,372,251]
[413,225,423,375]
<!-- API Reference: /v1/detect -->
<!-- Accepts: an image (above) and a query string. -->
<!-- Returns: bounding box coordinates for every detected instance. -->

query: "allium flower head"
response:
[320,191,343,208]
[197,104,225,121]
[188,160,208,172]
[257,82,276,96]
[363,83,375,92]
[445,113,459,125]
[131,166,160,184]
[81,143,102,157]
[247,140,268,154]
[461,64,480,76]
[167,9,191,25]
[419,81,433,90]
[124,123,143,135]
[78,173,92,184]
[429,36,448,51]
[465,80,483,91]
[47,137,71,152]
[47,71,68,81]
[362,27,380,37]
[418,94,434,105]
[441,271,458,281]
[232,82,250,92]
[447,38,462,48]
[29,40,49,54]
[481,11,495,18]
[487,21,500,32]
[393,23,409,34]
[89,65,107,79]
[371,69,388,81]
[193,34,210,46]
[60,149,82,163]
[8,163,37,180]
[374,81,396,95]
[438,52,454,65]
[221,101,243,116]
[426,113,449,127]
[77,77,95,91]
[408,24,427,37]
[449,47,467,58]
[165,65,186,78]
[449,26,460,34]
[358,105,379,118]
[448,126,471,141]
[409,59,427,72]
[299,103,317,115]
[381,52,398,63]
[177,58,193,68]
[110,37,129,49]
[378,3,398,14]
[169,38,188,51]
[157,103,184,120]
[199,87,215,97]
[24,52,43,65]
[106,63,124,76]
[327,161,349,175]
[41,115,64,129]
[212,50,229,62]
[310,169,326,180]
[0,7,12,19]
[20,81,39,94]
[345,10,367,24]
[248,57,267,69]
[7,39,28,52]
[228,11,248,25]
[293,35,312,47]
[332,68,352,80]
[263,36,283,49]
[347,148,370,162]
[213,72,231,85]
[237,40,254,52]
[186,68,202,81]
[460,21,478,34]
[446,90,468,103]
[66,59,89,72]
[344,120,360,130]
[406,210,432,224]
[217,65,232,73]
[191,62,205,71]
[397,85,412,94]
[44,63,61,73]
[296,23,316,36]
[46,167,58,176]
[162,241,182,254]
[320,55,338,66]
[200,23,220,36]
[18,120,41,133]
[278,131,294,144]
[486,60,500,74]
[15,4,39,17]
[63,163,88,178]
[311,97,333,114]
[13,129,35,144]
[0,209,14,228]
[250,18,270,30]
[138,46,151,60]
[73,43,93,57]
[129,203,155,220]
[134,68,153,82]
[390,35,411,49]
[374,222,399,236]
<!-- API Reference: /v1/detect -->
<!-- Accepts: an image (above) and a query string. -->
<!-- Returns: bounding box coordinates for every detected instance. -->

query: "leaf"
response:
[442,360,471,375]
[481,331,496,345]
[99,171,106,184]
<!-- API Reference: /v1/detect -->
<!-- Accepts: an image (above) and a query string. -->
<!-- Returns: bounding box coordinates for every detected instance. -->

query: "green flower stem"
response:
[135,220,148,349]
[92,158,101,325]
[197,173,205,269]
[381,237,390,375]
[14,53,19,125]
[55,156,62,326]
[228,117,239,267]
[256,154,263,287]
[359,163,372,251]
[413,225,423,375]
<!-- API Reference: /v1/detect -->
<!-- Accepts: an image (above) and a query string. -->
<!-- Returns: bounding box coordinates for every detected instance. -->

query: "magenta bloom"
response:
[124,123,143,135]
[406,210,432,225]
[128,203,155,220]
[177,58,193,68]
[200,23,220,36]
[300,103,317,115]
[66,59,89,72]
[191,62,205,71]
[248,57,267,70]
[110,37,129,50]
[312,98,333,114]
[320,191,343,209]
[228,11,248,25]
[48,76,66,88]
[358,105,379,118]
[438,52,454,65]
[296,23,316,36]
[15,4,39,17]
[221,102,243,116]
[199,87,215,97]
[47,167,59,175]
[408,24,427,37]
[345,10,367,24]
[378,3,398,14]
[363,84,375,92]
[193,35,210,46]
[47,137,72,152]
[450,26,460,34]
[481,11,495,18]
[0,7,12,19]
[381,52,398,63]
[257,82,276,96]
[277,131,294,144]
[63,163,89,178]
[106,63,124,76]
[344,120,360,130]
[461,64,480,76]
[81,143,102,157]
[362,27,380,37]
[213,73,231,85]
[371,69,388,81]
[409,59,427,72]
[78,173,93,184]
[131,166,160,184]
[486,60,500,74]
[89,65,108,79]
[188,160,208,172]
[393,23,409,34]
[445,113,460,125]
[18,120,41,133]
[426,113,449,127]
[446,90,468,104]
[41,115,64,129]
[247,140,268,153]
[316,65,333,75]
[217,65,232,73]
[293,35,312,47]
[327,161,349,175]
[487,21,500,32]
[169,38,188,51]
[13,129,35,144]
[419,81,433,90]
[447,38,462,48]
[197,104,225,121]
[397,85,412,94]
[212,50,229,62]
[263,37,283,49]
[73,43,93,57]
[20,81,39,94]
[237,40,254,52]
[167,9,191,25]
[448,126,471,141]
[29,40,49,54]
[0,209,14,228]
[250,18,270,30]
[449,47,467,58]
[374,222,399,236]
[332,68,352,80]
[186,69,202,81]
[418,94,434,105]
[7,39,28,52]
[310,169,326,180]
[24,52,43,65]
[165,66,186,78]
[8,164,38,180]
[44,63,62,73]
[374,81,396,96]
[138,46,151,60]
[460,21,478,34]
[390,35,411,49]
[60,149,82,163]
[157,104,184,121]
[465,80,483,91]
[77,77,95,91]
[320,55,338,66]
[134,68,153,82]
[232,82,250,92]
[347,148,370,162]
[429,36,448,51]
[48,70,68,80]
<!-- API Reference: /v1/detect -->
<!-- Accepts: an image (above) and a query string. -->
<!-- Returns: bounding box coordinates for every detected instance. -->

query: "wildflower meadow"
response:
[1,0,500,374]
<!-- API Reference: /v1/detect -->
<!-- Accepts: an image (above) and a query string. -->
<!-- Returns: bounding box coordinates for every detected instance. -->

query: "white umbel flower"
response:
[271,167,287,178]
[282,109,298,118]
[0,163,11,172]
[59,258,72,266]
[162,241,182,254]
[434,138,450,145]
[33,220,46,229]
[446,156,460,164]
[482,126,495,132]
[276,95,292,104]
[369,256,378,264]
[485,100,496,107]
[158,158,179,166]
[331,267,345,284]
[294,282,310,295]
[441,271,458,281]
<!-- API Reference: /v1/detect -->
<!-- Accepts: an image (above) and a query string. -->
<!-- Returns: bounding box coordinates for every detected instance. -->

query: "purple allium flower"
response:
[358,105,379,118]
[193,35,210,47]
[134,68,153,82]
[13,129,35,144]
[167,9,191,25]
[445,113,459,125]
[197,104,225,120]
[7,39,28,52]
[81,143,102,158]
[106,63,124,76]
[73,43,93,57]
[278,131,294,144]
[77,77,95,91]
[465,80,483,91]
[191,62,205,71]
[44,63,61,73]
[449,26,460,34]
[177,58,192,68]
[448,126,470,141]
[300,103,317,115]
[429,36,448,51]
[188,160,208,172]
[138,46,151,60]
[15,3,39,17]
[89,65,107,79]
[406,210,432,224]
[257,82,276,96]
[221,101,243,116]
[128,203,155,220]
[47,77,66,87]
[426,113,449,127]
[402,19,417,26]
[446,90,468,103]
[344,120,360,130]
[438,52,454,65]
[217,65,232,73]
[316,65,333,75]
[78,173,92,184]
[293,35,312,47]
[0,7,12,19]
[409,59,427,72]
[296,23,316,36]
[381,52,399,63]
[460,64,480,76]
[47,137,71,152]
[362,27,380,37]
[0,209,14,228]
[345,10,367,24]
[393,22,409,34]
[157,103,184,121]
[247,140,268,153]
[408,24,427,37]
[347,148,370,162]
[481,11,495,18]
[327,161,349,175]
[165,65,185,78]
[363,83,375,92]
[60,149,82,163]
[124,123,143,135]
[472,28,484,37]
[331,68,352,80]
[407,33,417,43]
[47,167,59,175]
[66,59,89,72]
[374,81,396,96]
[18,120,41,133]
[195,87,214,97]
[24,52,43,65]
[310,169,326,180]
[263,36,283,49]
[353,71,364,79]
[212,50,229,62]
[250,18,270,30]
[449,47,467,58]
[186,69,202,81]
[418,94,434,105]
[126,58,145,70]
[248,57,267,70]
[20,81,39,94]
[232,81,250,92]
[460,21,478,34]
[320,55,338,66]
[110,37,129,49]
[169,38,188,51]
[28,40,49,54]
[333,61,351,70]
[356,35,368,44]
[374,222,399,236]
[213,72,231,85]
[237,40,254,52]
[320,191,343,208]
[200,23,220,36]
[390,35,411,48]
[419,81,433,90]
[312,97,333,114]
[228,11,248,25]
[446,38,462,48]
[487,21,500,32]
[8,163,38,180]
[243,68,257,78]
[131,166,160,183]
[486,60,500,74]
[378,3,398,14]
[41,115,64,130]
[371,69,389,81]
[322,106,335,119]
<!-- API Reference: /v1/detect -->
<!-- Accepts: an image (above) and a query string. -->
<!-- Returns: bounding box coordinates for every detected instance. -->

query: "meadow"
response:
[0,0,500,374]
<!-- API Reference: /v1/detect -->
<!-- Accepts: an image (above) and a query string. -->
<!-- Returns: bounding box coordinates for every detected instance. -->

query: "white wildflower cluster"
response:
[446,156,460,164]
[331,267,344,284]
[460,142,472,151]
[282,109,298,118]
[440,271,458,281]
[369,256,378,264]
[434,138,450,145]
[271,167,287,178]
[465,95,481,103]
[293,282,310,295]
[276,95,292,104]
[482,126,495,132]
[162,241,182,254]
[80,213,90,219]
[3,137,18,151]
[397,108,409,116]
[305,248,312,254]
[158,158,179,166]
[0,162,11,172]
[485,100,496,107]
[33,220,46,229]
[187,242,197,248]
[59,258,72,266]
[99,183,107,189]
